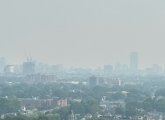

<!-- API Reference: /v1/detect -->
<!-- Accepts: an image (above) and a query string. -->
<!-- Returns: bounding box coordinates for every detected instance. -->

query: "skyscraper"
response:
[130,52,138,71]
[23,58,35,75]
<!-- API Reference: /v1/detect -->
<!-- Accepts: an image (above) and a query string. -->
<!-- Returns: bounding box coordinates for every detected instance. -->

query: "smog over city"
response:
[0,0,165,120]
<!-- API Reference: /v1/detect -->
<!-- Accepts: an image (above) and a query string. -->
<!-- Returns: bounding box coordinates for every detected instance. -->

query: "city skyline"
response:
[1,1,165,119]
[1,0,165,68]
[0,52,165,70]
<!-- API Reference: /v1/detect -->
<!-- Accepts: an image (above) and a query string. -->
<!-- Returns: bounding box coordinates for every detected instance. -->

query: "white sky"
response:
[0,0,165,68]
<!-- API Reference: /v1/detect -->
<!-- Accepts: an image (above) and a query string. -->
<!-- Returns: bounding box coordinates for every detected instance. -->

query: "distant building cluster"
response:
[19,98,68,110]
[0,52,164,79]
[57,99,68,107]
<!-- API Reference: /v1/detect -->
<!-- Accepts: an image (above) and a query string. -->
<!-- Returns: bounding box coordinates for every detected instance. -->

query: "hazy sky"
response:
[0,0,165,68]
